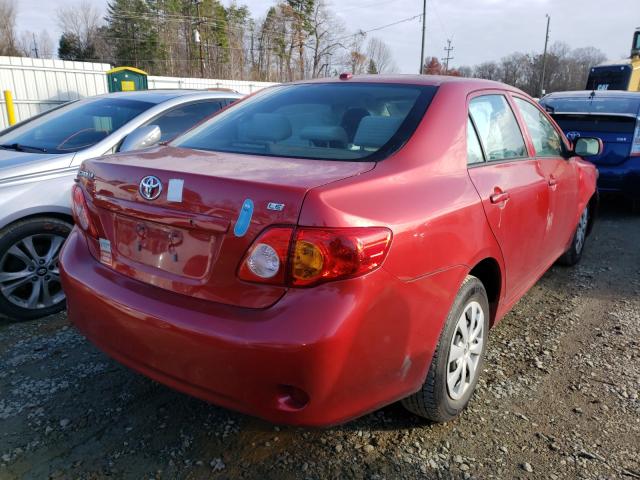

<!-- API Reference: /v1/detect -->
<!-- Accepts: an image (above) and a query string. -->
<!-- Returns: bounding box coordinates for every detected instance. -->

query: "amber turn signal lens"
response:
[292,240,324,281]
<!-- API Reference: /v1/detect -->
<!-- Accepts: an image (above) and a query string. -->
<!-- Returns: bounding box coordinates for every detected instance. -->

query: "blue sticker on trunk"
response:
[234,198,254,237]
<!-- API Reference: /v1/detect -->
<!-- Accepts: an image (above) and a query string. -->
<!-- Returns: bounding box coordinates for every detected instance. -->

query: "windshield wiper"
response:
[0,143,48,153]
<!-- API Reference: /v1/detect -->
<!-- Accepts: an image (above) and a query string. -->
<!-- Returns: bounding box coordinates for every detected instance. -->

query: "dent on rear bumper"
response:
[60,229,461,425]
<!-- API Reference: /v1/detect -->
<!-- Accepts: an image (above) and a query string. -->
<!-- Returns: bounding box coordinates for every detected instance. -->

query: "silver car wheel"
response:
[0,234,65,310]
[575,207,589,254]
[447,300,484,401]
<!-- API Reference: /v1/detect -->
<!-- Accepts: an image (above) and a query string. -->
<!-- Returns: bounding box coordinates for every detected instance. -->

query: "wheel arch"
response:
[586,191,599,237]
[468,257,502,326]
[0,208,73,233]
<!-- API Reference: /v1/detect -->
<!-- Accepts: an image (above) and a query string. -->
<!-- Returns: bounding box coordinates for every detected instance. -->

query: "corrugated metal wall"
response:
[147,76,277,94]
[0,57,279,130]
[0,56,111,129]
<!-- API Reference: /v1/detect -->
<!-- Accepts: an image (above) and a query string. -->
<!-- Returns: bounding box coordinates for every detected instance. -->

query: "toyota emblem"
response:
[139,175,163,201]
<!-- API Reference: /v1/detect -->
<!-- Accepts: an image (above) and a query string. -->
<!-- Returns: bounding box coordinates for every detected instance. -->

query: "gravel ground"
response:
[1,201,639,480]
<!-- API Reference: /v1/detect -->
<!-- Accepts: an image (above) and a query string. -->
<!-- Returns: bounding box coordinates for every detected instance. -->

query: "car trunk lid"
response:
[551,113,637,166]
[82,146,375,308]
[542,93,640,167]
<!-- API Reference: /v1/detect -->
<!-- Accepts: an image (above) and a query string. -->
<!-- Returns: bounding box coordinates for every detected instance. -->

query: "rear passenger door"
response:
[512,96,578,259]
[466,93,550,303]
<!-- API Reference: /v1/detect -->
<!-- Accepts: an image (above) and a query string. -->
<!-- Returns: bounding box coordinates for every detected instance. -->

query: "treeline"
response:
[1,0,610,93]
[5,0,396,82]
[455,42,608,96]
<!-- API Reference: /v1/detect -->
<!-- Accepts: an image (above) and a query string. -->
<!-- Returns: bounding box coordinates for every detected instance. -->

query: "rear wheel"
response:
[402,275,489,422]
[558,206,589,266]
[0,217,72,321]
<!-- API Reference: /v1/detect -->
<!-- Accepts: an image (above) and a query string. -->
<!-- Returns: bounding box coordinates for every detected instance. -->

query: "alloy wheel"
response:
[0,234,66,311]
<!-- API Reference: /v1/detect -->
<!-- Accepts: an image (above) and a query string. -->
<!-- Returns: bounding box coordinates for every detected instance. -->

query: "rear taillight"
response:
[238,226,392,287]
[238,227,293,285]
[71,184,97,237]
[632,116,640,156]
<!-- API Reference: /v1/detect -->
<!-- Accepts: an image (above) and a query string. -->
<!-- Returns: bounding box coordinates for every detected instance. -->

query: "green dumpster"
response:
[106,66,148,92]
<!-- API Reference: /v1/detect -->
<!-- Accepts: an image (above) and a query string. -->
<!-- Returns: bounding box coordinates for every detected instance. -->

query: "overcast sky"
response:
[15,0,640,72]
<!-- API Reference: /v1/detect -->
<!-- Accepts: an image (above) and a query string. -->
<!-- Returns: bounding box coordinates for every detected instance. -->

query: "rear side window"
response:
[173,83,437,162]
[150,100,228,142]
[469,95,527,161]
[514,98,563,157]
[467,117,484,165]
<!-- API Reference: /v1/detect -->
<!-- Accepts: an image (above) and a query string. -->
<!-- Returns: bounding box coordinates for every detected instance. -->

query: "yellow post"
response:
[3,90,16,126]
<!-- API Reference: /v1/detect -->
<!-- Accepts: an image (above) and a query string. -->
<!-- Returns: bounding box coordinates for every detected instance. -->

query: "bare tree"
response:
[56,0,103,55]
[17,30,54,58]
[474,61,502,80]
[309,1,345,78]
[0,0,20,56]
[366,37,396,73]
[343,31,367,75]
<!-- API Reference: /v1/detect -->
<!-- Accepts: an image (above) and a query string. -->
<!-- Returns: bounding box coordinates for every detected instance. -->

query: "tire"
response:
[402,275,489,422]
[558,205,589,266]
[0,217,72,321]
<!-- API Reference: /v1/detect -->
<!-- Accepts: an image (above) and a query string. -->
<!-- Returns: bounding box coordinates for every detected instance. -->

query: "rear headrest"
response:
[300,126,348,145]
[353,116,403,149]
[244,113,292,142]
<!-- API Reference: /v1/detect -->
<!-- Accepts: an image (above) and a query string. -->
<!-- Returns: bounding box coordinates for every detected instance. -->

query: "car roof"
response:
[287,74,515,92]
[89,89,242,105]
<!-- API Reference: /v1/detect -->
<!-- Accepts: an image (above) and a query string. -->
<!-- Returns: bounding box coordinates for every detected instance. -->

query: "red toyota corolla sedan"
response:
[60,75,601,426]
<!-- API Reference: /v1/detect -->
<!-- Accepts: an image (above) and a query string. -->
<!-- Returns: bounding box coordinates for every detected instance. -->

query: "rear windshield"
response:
[541,95,640,116]
[173,83,437,161]
[550,114,637,134]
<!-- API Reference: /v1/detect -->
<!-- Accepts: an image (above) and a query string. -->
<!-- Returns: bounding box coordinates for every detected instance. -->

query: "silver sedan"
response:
[0,89,242,320]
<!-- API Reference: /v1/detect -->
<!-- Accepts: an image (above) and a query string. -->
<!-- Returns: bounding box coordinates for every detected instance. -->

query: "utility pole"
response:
[31,33,39,58]
[194,0,205,78]
[419,0,426,74]
[540,14,550,97]
[442,39,454,73]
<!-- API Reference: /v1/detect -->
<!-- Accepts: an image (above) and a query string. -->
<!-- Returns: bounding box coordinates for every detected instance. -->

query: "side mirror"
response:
[573,137,602,157]
[120,125,162,153]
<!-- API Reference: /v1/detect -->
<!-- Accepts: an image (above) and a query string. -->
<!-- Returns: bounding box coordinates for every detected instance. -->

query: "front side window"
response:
[173,83,437,162]
[0,98,153,154]
[467,117,484,165]
[149,100,229,142]
[514,98,563,157]
[469,95,527,161]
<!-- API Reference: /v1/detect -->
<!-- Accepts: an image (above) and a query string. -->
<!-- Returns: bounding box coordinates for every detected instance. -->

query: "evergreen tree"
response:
[367,59,378,74]
[106,0,160,72]
[58,32,96,61]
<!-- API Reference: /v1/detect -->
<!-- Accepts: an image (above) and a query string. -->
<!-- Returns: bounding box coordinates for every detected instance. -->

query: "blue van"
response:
[540,91,640,207]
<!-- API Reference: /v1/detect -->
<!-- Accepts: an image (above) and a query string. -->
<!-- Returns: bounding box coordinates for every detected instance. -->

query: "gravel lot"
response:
[1,200,639,480]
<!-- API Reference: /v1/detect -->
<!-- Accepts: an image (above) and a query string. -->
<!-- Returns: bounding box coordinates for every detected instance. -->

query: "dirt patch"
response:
[1,201,639,480]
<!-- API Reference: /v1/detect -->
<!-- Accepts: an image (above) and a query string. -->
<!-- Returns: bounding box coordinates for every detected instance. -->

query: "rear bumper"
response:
[596,156,640,198]
[60,228,461,426]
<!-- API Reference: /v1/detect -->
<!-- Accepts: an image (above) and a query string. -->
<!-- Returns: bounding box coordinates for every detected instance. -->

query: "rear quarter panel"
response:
[298,83,507,389]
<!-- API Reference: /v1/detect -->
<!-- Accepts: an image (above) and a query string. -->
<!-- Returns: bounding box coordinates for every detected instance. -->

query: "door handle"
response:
[490,191,510,204]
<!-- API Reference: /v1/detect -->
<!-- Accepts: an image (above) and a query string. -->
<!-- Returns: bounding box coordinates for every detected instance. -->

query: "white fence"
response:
[147,76,277,95]
[0,56,111,129]
[0,56,278,129]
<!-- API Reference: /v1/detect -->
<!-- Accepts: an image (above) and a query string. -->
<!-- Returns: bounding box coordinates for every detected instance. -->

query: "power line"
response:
[442,38,453,73]
[420,0,426,73]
